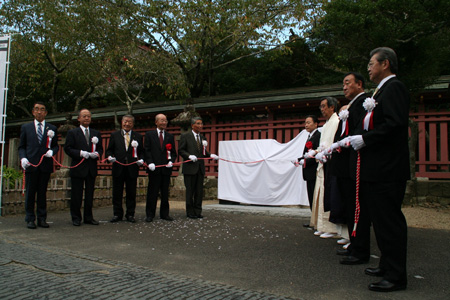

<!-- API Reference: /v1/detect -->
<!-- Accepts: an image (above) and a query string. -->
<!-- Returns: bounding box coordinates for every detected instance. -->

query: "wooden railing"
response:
[6,111,450,179]
[410,111,450,179]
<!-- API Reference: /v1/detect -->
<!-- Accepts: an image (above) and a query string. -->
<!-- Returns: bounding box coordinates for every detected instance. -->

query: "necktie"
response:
[84,128,89,144]
[37,123,43,143]
[125,132,130,150]
[196,134,201,150]
[307,134,311,140]
[159,130,164,149]
[372,87,379,98]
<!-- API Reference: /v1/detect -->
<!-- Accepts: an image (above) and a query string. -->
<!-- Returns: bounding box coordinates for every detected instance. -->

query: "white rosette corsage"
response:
[339,109,350,137]
[362,97,377,131]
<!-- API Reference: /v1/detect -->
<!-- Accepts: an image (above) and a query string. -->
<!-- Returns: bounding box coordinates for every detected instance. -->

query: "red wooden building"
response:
[4,76,450,179]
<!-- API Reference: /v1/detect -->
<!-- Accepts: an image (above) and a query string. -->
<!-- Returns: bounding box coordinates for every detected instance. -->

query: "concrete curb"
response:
[204,204,312,218]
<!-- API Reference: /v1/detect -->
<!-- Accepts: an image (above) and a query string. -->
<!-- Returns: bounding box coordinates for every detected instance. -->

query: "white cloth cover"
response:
[218,131,310,206]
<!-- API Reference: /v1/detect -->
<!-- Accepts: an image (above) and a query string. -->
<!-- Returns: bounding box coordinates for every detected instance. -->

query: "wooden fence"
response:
[5,111,450,179]
[410,111,450,179]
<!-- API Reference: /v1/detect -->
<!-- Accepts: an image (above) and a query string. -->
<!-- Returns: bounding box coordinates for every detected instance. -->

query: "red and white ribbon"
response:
[46,130,55,149]
[131,140,138,158]
[91,136,98,152]
[362,97,377,131]
[339,109,349,137]
[166,144,172,160]
[202,140,208,156]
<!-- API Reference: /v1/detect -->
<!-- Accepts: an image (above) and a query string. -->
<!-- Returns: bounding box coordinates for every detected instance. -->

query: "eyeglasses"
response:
[367,59,386,69]
[319,104,327,109]
[33,107,46,112]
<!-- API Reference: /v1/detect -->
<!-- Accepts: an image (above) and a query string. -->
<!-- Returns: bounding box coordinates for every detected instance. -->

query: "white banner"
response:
[218,131,310,206]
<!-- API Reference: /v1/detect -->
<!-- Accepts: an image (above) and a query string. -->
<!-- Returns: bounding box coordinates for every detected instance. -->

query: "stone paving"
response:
[0,238,294,300]
[1,203,449,300]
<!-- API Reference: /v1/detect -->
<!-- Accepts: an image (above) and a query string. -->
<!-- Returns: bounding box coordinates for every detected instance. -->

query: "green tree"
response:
[6,36,52,118]
[213,38,341,94]
[1,0,325,117]
[138,0,322,98]
[98,42,188,113]
[309,0,450,92]
[1,0,187,115]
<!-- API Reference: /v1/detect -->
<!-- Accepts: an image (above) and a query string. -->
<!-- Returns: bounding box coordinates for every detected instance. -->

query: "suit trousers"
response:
[146,173,170,218]
[184,172,204,216]
[112,170,137,218]
[360,180,408,284]
[338,177,370,260]
[306,179,316,211]
[70,174,96,222]
[24,170,50,222]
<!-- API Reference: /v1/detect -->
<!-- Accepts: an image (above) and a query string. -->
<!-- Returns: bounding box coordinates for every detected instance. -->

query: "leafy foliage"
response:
[2,166,23,189]
[309,0,450,93]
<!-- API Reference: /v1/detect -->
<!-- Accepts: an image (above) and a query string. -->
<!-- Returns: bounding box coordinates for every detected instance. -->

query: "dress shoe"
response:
[27,221,37,229]
[337,238,350,245]
[320,232,338,239]
[196,215,204,219]
[340,255,368,265]
[73,220,81,226]
[145,217,153,222]
[303,223,312,228]
[161,216,174,221]
[187,215,197,219]
[313,231,324,236]
[110,216,122,223]
[37,220,50,228]
[365,267,385,277]
[368,279,406,292]
[84,219,99,225]
[126,216,136,223]
[343,242,351,250]
[336,248,350,256]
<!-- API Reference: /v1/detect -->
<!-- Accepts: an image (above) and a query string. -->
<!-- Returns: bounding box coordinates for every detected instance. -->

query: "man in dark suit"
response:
[178,117,218,219]
[144,113,177,222]
[329,72,371,265]
[299,115,320,214]
[349,47,410,292]
[106,114,144,223]
[64,109,103,226]
[18,102,59,229]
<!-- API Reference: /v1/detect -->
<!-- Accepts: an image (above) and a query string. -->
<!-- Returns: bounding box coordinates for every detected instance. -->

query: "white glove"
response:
[166,161,173,168]
[108,156,116,163]
[210,154,219,160]
[324,147,333,156]
[148,163,156,171]
[89,152,99,159]
[299,159,304,166]
[137,159,144,166]
[21,158,30,169]
[350,135,365,151]
[80,150,90,159]
[338,137,351,148]
[316,151,327,163]
[330,142,340,151]
[188,155,198,162]
[306,149,316,158]
[44,150,53,157]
